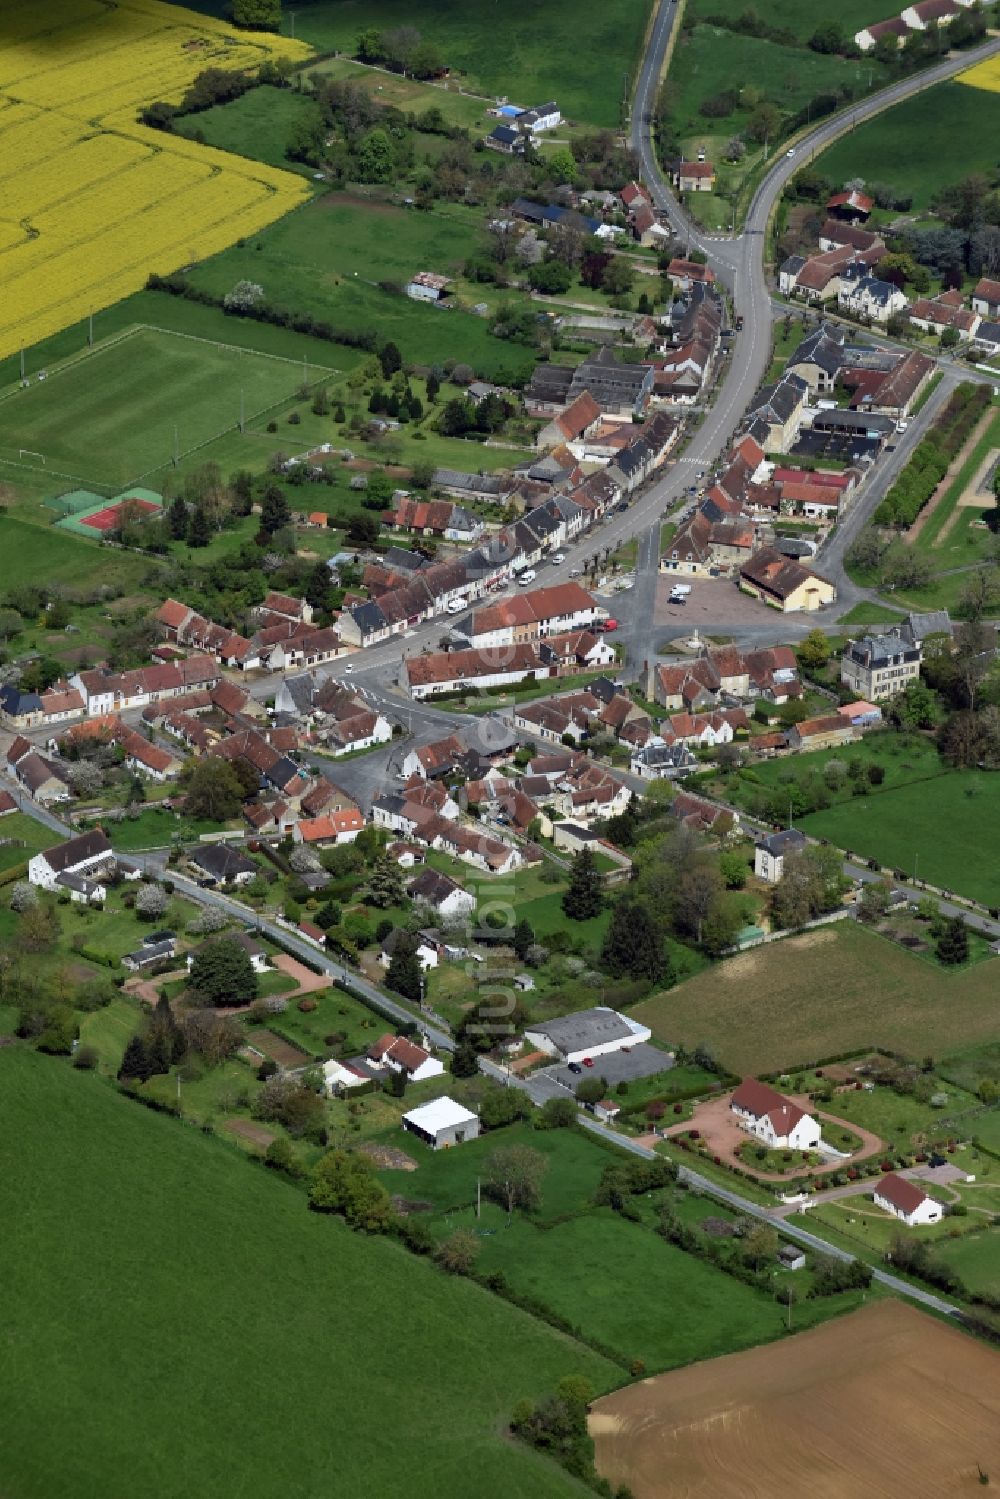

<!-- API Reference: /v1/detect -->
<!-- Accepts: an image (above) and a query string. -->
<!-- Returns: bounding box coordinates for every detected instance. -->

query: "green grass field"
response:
[0,812,58,873]
[632,921,1000,1075]
[0,327,326,491]
[811,80,1000,210]
[176,85,321,172]
[686,0,891,40]
[282,0,650,127]
[800,770,1000,906]
[186,193,537,380]
[666,26,889,139]
[0,512,155,597]
[0,1047,616,1499]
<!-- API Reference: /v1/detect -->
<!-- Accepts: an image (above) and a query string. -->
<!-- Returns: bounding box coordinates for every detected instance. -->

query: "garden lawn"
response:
[632,921,1000,1076]
[702,730,945,817]
[0,1047,616,1499]
[811,1081,981,1149]
[800,769,1000,906]
[376,1120,620,1221]
[811,80,1000,211]
[261,986,387,1057]
[0,812,58,873]
[78,996,142,1073]
[90,807,234,850]
[936,1228,1000,1300]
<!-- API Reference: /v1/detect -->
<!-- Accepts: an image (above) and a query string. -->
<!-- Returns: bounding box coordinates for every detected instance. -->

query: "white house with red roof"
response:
[367,1032,444,1084]
[873,1172,944,1227]
[730,1079,821,1150]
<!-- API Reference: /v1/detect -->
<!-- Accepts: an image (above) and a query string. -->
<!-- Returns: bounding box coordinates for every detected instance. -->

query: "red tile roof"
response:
[731,1078,808,1135]
[875,1172,930,1215]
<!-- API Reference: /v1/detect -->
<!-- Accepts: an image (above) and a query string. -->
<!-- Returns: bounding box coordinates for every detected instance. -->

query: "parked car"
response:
[518,569,537,585]
[446,597,467,614]
[550,551,566,564]
[569,567,582,577]
[582,1057,594,1068]
[602,619,618,631]
[567,1061,583,1075]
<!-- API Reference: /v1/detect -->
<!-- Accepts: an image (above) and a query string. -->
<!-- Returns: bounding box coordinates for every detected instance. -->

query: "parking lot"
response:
[653,575,782,630]
[539,1042,674,1096]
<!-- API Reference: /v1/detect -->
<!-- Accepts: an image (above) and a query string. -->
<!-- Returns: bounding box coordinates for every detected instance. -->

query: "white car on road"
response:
[518,569,537,585]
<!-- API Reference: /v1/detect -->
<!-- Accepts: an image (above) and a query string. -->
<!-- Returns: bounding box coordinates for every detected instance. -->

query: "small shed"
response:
[777,1244,806,1271]
[402,1096,479,1150]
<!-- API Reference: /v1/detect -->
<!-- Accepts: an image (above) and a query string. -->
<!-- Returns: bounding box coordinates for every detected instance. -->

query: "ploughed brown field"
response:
[589,1301,1000,1497]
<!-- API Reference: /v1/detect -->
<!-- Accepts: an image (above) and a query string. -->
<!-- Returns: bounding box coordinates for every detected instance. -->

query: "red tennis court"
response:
[79,497,160,531]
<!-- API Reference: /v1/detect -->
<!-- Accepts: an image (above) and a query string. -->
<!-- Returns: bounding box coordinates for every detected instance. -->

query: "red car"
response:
[602,619,618,632]
[582,1057,594,1068]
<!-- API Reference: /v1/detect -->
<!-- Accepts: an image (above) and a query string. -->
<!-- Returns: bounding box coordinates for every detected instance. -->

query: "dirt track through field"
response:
[590,1300,1000,1497]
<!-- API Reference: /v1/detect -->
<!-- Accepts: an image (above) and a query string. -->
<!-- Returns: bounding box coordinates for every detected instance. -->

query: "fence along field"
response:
[0,0,311,360]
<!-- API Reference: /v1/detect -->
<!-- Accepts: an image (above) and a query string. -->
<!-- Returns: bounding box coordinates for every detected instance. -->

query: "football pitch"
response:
[0,326,335,490]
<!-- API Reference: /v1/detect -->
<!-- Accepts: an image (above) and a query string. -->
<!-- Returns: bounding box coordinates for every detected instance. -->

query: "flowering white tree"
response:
[9,881,38,913]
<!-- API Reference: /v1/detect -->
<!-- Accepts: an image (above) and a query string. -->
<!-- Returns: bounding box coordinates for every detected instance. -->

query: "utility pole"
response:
[288,10,296,39]
[476,1177,481,1219]
[20,347,25,384]
[913,852,919,887]
[239,387,245,435]
[173,424,180,467]
[88,308,94,348]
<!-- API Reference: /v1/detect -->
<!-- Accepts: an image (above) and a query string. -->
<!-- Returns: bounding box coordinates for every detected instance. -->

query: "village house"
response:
[188,843,257,887]
[730,1078,821,1150]
[367,1032,445,1084]
[854,15,910,48]
[407,867,477,920]
[121,933,178,972]
[873,1172,944,1226]
[9,747,72,804]
[465,583,603,649]
[739,548,836,612]
[186,930,270,976]
[379,928,439,971]
[403,645,551,700]
[908,292,980,341]
[744,374,810,452]
[676,159,716,193]
[754,828,808,883]
[292,809,365,846]
[841,629,922,700]
[27,827,115,898]
[788,713,859,751]
[973,277,1000,319]
[838,274,909,325]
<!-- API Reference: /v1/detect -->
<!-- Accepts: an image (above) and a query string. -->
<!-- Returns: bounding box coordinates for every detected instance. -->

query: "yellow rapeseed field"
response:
[957,55,1000,93]
[0,0,312,358]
